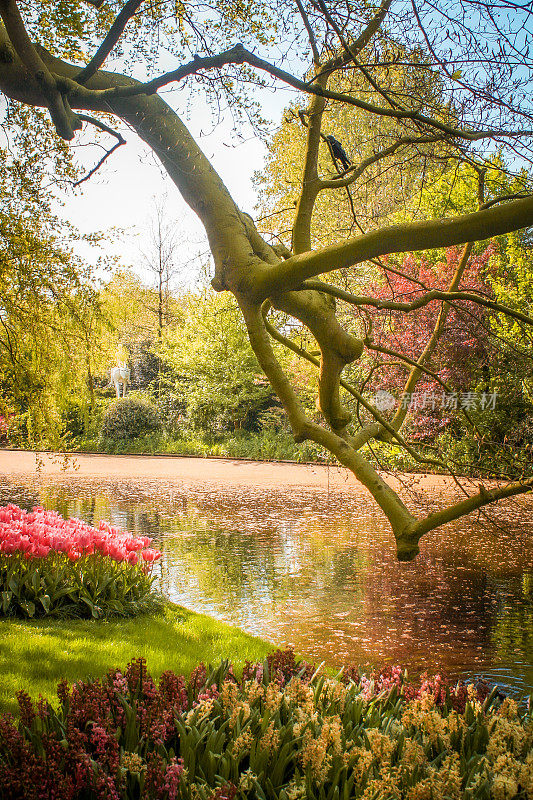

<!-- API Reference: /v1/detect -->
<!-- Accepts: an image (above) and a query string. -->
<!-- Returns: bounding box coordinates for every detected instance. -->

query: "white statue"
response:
[110,363,131,398]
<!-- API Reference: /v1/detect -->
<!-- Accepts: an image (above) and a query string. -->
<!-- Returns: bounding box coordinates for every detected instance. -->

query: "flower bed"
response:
[0,504,162,618]
[0,649,531,799]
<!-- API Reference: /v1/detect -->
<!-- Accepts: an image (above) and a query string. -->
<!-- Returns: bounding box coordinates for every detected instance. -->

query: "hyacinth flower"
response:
[0,651,530,800]
[0,505,163,619]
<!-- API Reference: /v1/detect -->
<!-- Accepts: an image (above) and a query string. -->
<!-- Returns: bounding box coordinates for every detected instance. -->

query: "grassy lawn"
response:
[0,603,271,716]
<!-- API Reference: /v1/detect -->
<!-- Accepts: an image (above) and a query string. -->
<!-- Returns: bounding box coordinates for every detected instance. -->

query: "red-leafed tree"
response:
[361,246,495,440]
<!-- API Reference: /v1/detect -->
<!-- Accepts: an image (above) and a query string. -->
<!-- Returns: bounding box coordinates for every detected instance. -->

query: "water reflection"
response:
[0,475,531,696]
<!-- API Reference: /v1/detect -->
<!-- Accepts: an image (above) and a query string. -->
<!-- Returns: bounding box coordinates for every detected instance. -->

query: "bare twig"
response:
[294,0,321,66]
[73,115,125,187]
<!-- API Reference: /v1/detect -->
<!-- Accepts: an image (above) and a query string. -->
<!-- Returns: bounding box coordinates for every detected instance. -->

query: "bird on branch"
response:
[325,135,351,171]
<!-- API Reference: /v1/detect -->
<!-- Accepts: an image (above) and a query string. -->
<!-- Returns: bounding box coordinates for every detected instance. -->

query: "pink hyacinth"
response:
[0,504,162,566]
[163,758,185,800]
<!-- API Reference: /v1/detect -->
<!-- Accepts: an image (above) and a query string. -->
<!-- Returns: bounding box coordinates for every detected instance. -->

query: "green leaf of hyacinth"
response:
[1,591,12,613]
[20,600,35,617]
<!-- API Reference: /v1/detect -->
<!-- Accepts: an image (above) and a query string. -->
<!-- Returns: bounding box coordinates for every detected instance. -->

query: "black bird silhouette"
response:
[326,135,351,170]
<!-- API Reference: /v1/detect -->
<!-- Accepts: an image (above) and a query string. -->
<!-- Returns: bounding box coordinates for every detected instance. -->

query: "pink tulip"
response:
[141,549,161,563]
[18,536,32,553]
[77,533,91,549]
[0,504,159,567]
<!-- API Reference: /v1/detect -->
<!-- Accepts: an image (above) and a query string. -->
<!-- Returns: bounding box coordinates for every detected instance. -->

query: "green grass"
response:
[75,430,328,463]
[0,602,271,716]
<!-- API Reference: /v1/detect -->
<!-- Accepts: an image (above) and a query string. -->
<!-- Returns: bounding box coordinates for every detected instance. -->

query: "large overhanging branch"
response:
[300,279,533,327]
[51,46,533,144]
[259,194,533,295]
[240,297,421,559]
[0,0,81,139]
[0,25,257,275]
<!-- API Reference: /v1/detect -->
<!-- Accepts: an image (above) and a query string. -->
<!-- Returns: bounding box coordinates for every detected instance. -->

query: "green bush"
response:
[102,397,162,440]
[61,396,107,441]
[60,396,86,439]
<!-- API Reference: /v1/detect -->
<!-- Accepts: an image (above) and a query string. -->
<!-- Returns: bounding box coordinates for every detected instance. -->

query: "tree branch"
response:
[262,301,444,468]
[300,278,533,327]
[314,0,401,110]
[0,0,80,138]
[413,477,533,540]
[291,73,327,254]
[260,194,533,295]
[241,298,419,559]
[76,0,145,85]
[294,0,320,66]
[319,0,393,73]
[57,44,533,146]
[319,135,443,190]
[73,115,126,187]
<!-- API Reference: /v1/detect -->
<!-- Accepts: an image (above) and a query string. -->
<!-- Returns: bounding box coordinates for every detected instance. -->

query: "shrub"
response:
[60,396,87,439]
[0,649,531,799]
[0,505,162,618]
[61,396,107,441]
[97,431,166,455]
[102,397,162,440]
[0,414,12,444]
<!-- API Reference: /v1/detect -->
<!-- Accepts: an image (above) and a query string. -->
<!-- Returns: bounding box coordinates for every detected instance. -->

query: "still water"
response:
[1,474,532,696]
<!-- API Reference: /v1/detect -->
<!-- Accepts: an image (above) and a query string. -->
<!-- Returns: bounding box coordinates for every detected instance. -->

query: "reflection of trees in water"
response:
[160,525,369,619]
[0,482,40,510]
[359,551,495,670]
[490,574,533,690]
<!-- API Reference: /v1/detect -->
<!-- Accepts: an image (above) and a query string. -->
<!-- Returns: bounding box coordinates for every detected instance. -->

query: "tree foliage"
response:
[0,101,105,443]
[161,290,280,433]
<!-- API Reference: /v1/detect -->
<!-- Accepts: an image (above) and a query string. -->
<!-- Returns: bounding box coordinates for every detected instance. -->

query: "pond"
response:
[1,472,532,697]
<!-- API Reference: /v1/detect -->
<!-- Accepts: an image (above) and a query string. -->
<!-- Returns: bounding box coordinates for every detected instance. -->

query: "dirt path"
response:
[0,449,466,495]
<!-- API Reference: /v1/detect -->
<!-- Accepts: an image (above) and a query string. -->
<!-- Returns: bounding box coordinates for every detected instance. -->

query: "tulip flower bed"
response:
[0,650,531,800]
[0,504,162,618]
